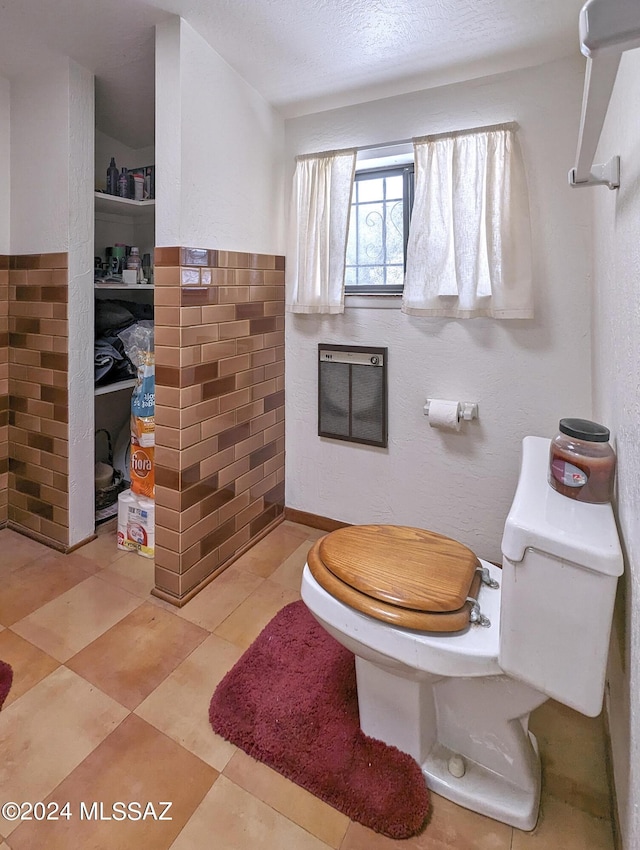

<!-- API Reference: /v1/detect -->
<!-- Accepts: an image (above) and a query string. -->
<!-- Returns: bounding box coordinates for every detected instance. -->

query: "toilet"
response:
[301,436,623,830]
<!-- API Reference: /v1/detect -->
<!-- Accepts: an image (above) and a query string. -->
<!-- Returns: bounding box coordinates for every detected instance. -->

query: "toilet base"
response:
[355,656,546,831]
[422,739,540,831]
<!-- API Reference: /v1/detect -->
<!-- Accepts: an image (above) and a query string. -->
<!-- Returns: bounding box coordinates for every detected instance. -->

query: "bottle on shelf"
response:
[127,247,143,283]
[132,173,144,201]
[112,244,126,275]
[142,253,152,284]
[118,167,129,198]
[106,157,119,195]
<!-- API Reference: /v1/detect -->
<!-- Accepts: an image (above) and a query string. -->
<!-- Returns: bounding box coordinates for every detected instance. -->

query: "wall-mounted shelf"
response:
[94,192,155,218]
[95,378,137,397]
[569,0,640,189]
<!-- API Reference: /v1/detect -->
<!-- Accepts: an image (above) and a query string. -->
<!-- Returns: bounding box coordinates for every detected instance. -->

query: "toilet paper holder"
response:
[423,399,478,421]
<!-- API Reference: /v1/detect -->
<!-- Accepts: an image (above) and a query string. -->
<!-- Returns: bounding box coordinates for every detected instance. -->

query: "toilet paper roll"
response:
[428,399,462,431]
[117,489,137,551]
[133,496,155,559]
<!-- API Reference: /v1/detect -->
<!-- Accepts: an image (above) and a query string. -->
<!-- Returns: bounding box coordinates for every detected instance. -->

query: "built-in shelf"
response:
[95,282,154,290]
[95,378,137,397]
[94,192,155,219]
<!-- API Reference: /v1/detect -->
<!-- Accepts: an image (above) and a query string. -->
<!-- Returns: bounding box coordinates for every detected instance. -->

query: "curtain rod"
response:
[295,122,519,161]
[414,121,518,144]
[295,141,411,161]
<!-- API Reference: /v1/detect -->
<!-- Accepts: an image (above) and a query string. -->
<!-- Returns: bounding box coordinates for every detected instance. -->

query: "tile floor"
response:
[0,520,616,849]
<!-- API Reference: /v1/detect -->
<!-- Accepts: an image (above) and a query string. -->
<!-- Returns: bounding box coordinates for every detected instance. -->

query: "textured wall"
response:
[155,18,285,255]
[10,62,71,255]
[591,49,640,850]
[66,59,94,547]
[153,246,285,603]
[0,78,8,254]
[284,57,593,564]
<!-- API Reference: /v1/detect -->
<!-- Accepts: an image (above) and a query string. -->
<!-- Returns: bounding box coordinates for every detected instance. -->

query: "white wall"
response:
[0,76,9,253]
[10,61,71,254]
[155,17,285,254]
[284,56,593,563]
[66,60,95,548]
[591,48,640,850]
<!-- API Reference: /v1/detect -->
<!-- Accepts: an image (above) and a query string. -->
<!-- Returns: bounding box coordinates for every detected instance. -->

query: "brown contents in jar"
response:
[549,442,615,503]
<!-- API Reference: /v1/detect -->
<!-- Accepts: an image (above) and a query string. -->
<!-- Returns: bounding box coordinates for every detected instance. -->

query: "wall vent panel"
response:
[318,345,387,448]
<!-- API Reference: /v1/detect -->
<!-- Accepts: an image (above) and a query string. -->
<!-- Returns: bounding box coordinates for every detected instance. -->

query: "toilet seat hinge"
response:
[476,566,499,589]
[466,597,491,627]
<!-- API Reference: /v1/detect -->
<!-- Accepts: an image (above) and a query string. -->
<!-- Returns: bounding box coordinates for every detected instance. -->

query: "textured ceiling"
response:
[0,0,586,148]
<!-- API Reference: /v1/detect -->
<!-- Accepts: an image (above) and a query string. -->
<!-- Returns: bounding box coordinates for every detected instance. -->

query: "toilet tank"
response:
[498,436,623,717]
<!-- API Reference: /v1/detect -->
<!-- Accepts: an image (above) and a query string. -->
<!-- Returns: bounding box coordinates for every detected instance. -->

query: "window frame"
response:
[344,162,415,297]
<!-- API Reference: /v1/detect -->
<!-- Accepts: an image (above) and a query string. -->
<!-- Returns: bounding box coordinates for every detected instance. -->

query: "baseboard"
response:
[604,692,624,850]
[284,507,350,533]
[151,513,285,607]
[5,520,97,554]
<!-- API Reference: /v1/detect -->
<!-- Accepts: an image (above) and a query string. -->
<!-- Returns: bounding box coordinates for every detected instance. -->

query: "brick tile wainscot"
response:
[152,247,285,605]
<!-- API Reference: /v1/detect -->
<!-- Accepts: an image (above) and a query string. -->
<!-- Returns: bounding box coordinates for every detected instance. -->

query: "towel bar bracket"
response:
[568,155,620,190]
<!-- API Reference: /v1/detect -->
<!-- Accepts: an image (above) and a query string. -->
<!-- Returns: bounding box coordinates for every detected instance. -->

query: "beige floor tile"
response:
[269,540,312,591]
[136,633,243,771]
[96,550,157,598]
[223,750,350,848]
[0,629,59,708]
[73,533,131,570]
[233,523,315,578]
[67,602,208,710]
[281,519,326,537]
[530,699,611,817]
[63,550,112,576]
[8,714,217,850]
[96,517,118,537]
[340,793,512,850]
[0,528,51,574]
[169,774,333,850]
[511,796,614,849]
[0,553,97,627]
[0,666,128,836]
[174,565,264,631]
[0,521,618,850]
[213,579,300,650]
[11,575,142,662]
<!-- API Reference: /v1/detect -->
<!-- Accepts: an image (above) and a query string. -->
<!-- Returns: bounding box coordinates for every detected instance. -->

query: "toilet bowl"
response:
[301,436,624,831]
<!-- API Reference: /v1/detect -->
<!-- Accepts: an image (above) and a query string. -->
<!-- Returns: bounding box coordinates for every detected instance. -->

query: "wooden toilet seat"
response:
[307,524,483,632]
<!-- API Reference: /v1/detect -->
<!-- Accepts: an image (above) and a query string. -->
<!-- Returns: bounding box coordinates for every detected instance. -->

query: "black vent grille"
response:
[318,345,387,448]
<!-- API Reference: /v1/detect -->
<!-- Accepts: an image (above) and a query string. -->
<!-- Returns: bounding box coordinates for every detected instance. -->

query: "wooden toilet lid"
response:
[308,525,482,633]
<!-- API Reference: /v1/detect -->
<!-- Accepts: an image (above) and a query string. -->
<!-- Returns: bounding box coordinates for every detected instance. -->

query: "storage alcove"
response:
[93,126,155,525]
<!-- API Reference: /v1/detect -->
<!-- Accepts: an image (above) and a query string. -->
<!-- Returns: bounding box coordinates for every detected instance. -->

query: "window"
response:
[345,164,414,295]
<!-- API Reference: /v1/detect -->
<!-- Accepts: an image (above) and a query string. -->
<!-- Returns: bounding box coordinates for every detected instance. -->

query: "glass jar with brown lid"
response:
[548,418,616,504]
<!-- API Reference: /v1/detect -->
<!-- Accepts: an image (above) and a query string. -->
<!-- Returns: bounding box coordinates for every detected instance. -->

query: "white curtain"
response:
[402,124,532,319]
[286,149,356,314]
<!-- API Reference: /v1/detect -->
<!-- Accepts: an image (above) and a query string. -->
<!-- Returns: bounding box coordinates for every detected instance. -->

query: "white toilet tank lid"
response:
[501,436,623,576]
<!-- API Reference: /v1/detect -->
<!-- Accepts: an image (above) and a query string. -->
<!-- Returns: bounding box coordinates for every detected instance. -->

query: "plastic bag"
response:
[117,320,154,369]
[126,323,155,499]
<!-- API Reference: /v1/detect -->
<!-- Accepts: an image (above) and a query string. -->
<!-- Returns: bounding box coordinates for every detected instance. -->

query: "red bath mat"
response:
[0,660,13,710]
[209,600,430,839]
